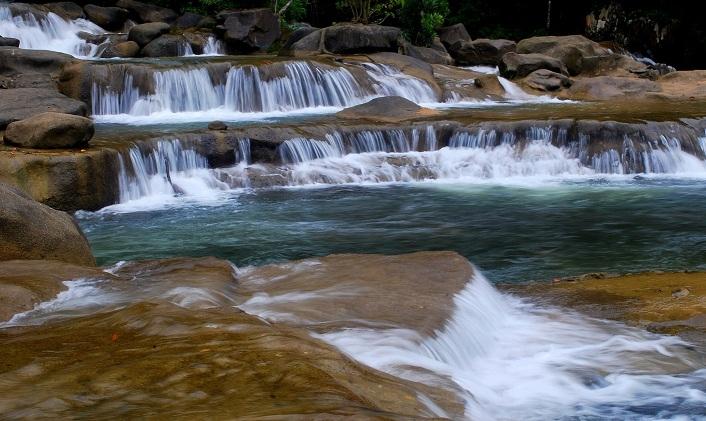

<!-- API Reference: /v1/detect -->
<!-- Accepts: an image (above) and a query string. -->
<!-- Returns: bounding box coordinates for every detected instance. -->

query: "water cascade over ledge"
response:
[0,5,106,57]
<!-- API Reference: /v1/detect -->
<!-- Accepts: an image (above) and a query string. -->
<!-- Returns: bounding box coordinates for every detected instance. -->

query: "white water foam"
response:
[315,272,706,420]
[0,5,106,57]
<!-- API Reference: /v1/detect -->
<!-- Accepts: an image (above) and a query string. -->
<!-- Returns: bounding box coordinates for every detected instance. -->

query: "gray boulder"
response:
[337,96,440,123]
[141,34,189,57]
[174,12,204,29]
[83,4,129,30]
[449,38,516,66]
[116,0,177,23]
[402,40,453,65]
[101,40,140,58]
[0,182,95,266]
[128,22,171,47]
[44,2,85,20]
[0,88,87,129]
[516,35,611,76]
[4,112,94,149]
[500,52,569,79]
[438,23,471,48]
[281,25,319,52]
[323,23,400,54]
[524,69,572,91]
[218,8,281,53]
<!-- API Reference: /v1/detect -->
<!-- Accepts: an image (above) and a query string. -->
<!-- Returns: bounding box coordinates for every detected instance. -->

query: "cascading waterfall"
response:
[315,271,706,420]
[361,63,439,103]
[117,139,227,206]
[0,5,106,57]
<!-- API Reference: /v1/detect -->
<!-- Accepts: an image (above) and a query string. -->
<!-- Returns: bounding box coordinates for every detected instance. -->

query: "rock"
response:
[0,36,20,47]
[0,146,120,212]
[218,8,280,53]
[516,35,611,76]
[4,112,94,149]
[83,4,129,30]
[523,69,572,92]
[141,34,189,57]
[0,182,95,266]
[174,12,204,29]
[78,31,109,45]
[448,38,516,66]
[337,96,441,123]
[672,288,690,299]
[197,16,217,29]
[101,40,140,58]
[566,76,661,101]
[324,23,400,54]
[0,88,87,130]
[500,52,568,79]
[281,25,319,52]
[0,47,74,90]
[208,121,227,130]
[115,0,177,23]
[6,3,49,21]
[44,2,84,20]
[128,22,171,47]
[367,52,442,99]
[438,23,471,48]
[287,29,321,56]
[431,64,506,101]
[402,40,453,65]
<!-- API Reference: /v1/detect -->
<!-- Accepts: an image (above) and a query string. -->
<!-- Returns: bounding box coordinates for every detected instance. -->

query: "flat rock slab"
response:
[0,88,87,129]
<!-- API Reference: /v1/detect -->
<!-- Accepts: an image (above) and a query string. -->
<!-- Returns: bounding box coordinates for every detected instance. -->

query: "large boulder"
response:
[280,25,319,52]
[402,40,453,65]
[128,22,170,47]
[324,23,400,54]
[337,96,441,123]
[0,182,95,266]
[44,2,85,20]
[0,37,20,47]
[516,35,611,76]
[523,69,572,92]
[101,40,140,58]
[448,38,516,66]
[4,112,94,149]
[438,23,471,48]
[565,76,661,100]
[0,47,74,90]
[83,4,129,30]
[174,12,205,29]
[141,34,190,57]
[217,8,280,53]
[499,52,569,79]
[115,0,177,23]
[0,88,87,129]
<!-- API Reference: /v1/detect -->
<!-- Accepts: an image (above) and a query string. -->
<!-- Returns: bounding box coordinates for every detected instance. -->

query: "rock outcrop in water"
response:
[0,182,95,266]
[337,96,441,123]
[4,112,94,149]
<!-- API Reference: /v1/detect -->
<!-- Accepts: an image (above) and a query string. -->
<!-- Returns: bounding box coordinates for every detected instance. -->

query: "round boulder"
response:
[438,23,471,48]
[83,4,129,30]
[141,34,190,57]
[448,38,516,66]
[0,182,95,266]
[44,2,85,20]
[218,8,281,53]
[128,22,171,47]
[101,40,140,58]
[4,112,94,149]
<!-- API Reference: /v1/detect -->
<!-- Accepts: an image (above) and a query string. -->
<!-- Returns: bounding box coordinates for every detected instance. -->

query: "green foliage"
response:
[399,0,449,46]
[335,0,401,24]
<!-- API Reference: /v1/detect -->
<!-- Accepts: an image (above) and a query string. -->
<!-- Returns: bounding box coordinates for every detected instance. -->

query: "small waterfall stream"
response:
[0,5,106,57]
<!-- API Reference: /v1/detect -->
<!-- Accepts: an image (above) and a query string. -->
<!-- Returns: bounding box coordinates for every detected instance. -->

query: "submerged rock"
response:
[4,112,94,149]
[337,96,441,123]
[0,182,95,266]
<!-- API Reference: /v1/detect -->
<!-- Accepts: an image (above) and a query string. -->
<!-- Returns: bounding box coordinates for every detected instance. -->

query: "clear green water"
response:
[78,178,706,283]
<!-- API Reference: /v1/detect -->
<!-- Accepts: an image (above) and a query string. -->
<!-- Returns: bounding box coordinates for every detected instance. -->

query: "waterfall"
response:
[202,36,225,56]
[117,140,227,205]
[278,137,345,163]
[362,63,439,103]
[497,76,536,100]
[313,271,706,420]
[0,5,106,58]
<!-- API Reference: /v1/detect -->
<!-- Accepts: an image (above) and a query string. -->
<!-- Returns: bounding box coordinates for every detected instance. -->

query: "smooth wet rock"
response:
[523,69,572,92]
[500,52,569,79]
[0,88,87,129]
[0,182,95,266]
[128,22,171,47]
[217,8,280,53]
[448,38,516,66]
[337,96,441,123]
[0,146,120,212]
[402,40,454,65]
[141,34,189,57]
[566,76,661,100]
[4,112,94,149]
[83,4,129,30]
[438,23,471,48]
[116,0,177,23]
[0,36,20,47]
[44,2,84,20]
[517,35,611,76]
[101,40,140,58]
[207,121,228,131]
